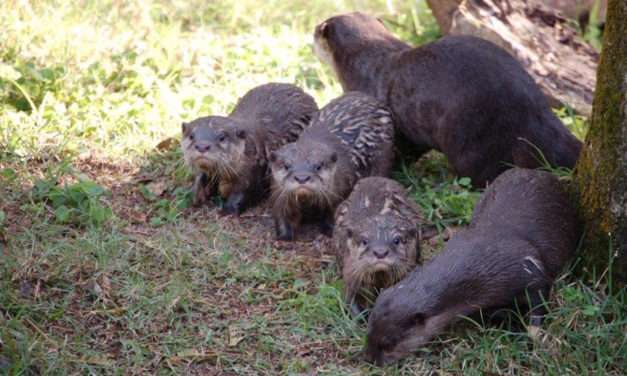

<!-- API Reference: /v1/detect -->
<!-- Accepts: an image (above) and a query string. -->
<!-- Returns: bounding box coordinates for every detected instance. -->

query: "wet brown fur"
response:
[365,168,581,366]
[181,83,317,215]
[334,177,423,313]
[270,92,395,240]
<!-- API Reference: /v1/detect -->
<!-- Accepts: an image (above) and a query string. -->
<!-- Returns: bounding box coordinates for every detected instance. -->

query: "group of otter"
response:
[181,13,582,366]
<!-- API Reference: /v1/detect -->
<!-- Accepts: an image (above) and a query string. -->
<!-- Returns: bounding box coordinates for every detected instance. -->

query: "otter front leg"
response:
[275,217,295,241]
[192,173,214,207]
[318,211,335,237]
[526,284,552,328]
[221,191,245,216]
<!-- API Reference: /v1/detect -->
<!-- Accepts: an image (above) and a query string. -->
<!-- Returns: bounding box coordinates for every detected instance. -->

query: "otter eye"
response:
[393,236,402,245]
[218,134,226,142]
[361,239,368,247]
[189,133,195,142]
[283,163,291,171]
[314,163,322,172]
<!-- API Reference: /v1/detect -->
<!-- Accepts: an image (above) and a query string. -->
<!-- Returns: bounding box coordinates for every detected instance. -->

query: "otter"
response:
[270,92,395,241]
[313,13,582,187]
[334,177,423,315]
[181,83,317,215]
[364,168,581,366]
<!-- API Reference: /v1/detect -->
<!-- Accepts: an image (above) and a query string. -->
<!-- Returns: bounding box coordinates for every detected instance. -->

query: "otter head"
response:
[313,12,404,89]
[365,278,454,366]
[313,12,390,63]
[269,140,340,209]
[342,216,418,304]
[181,116,249,180]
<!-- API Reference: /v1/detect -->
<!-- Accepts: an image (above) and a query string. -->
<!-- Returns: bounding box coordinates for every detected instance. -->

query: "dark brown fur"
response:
[365,168,581,366]
[181,83,317,215]
[334,177,423,315]
[270,92,395,240]
[314,12,582,187]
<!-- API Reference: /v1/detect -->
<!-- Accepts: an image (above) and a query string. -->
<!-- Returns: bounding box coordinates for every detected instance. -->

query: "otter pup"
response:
[334,177,423,315]
[270,92,395,240]
[314,13,582,187]
[181,83,317,215]
[364,168,581,366]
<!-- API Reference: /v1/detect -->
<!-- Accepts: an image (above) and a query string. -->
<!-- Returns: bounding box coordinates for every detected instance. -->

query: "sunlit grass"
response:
[0,0,623,374]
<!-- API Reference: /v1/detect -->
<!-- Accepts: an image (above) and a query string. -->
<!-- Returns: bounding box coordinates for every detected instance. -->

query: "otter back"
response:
[269,92,395,240]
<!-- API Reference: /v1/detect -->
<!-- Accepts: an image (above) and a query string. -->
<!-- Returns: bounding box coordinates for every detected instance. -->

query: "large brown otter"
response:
[270,92,395,241]
[364,168,581,366]
[181,83,317,215]
[314,13,582,187]
[334,177,423,315]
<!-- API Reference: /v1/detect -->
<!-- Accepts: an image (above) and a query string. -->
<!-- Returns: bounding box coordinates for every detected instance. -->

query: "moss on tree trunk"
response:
[574,0,627,286]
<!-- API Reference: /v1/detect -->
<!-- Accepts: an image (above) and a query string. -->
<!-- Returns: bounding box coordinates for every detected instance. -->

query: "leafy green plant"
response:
[396,157,481,230]
[141,185,192,226]
[381,0,440,46]
[31,178,112,227]
[0,60,66,112]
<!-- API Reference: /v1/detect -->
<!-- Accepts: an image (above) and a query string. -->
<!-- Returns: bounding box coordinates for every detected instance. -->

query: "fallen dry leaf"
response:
[156,137,178,151]
[228,325,245,347]
[146,180,168,197]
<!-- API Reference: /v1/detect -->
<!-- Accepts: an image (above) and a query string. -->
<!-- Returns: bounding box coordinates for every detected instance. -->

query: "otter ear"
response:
[236,129,246,139]
[330,152,338,163]
[269,151,277,163]
[318,21,331,38]
[182,122,190,136]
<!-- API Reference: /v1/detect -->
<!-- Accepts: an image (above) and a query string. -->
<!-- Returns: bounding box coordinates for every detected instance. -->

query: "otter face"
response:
[270,141,339,207]
[181,116,248,179]
[343,217,418,292]
[365,283,452,366]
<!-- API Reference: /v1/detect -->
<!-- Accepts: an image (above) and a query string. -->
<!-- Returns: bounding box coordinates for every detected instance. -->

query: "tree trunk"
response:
[574,0,627,286]
[426,0,599,116]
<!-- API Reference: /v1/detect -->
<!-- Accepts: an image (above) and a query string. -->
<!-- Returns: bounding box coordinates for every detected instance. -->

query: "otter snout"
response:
[372,246,390,259]
[195,143,211,152]
[293,174,311,184]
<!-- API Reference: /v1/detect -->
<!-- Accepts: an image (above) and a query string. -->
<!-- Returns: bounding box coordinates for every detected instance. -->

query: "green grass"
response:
[0,0,624,374]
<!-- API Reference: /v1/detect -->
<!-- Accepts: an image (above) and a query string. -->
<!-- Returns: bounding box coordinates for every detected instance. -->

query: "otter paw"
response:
[192,174,212,207]
[192,189,210,207]
[219,204,240,217]
[276,227,295,241]
[319,221,334,237]
[221,192,244,216]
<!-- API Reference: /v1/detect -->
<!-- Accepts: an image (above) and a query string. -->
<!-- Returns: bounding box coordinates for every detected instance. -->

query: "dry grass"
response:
[0,0,624,375]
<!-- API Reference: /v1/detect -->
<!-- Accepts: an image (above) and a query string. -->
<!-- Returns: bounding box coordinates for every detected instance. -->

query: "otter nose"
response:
[373,248,389,259]
[195,143,211,152]
[294,175,311,184]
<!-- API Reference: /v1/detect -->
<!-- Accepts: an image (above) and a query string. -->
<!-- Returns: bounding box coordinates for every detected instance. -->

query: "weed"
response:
[31,176,113,227]
[0,0,622,374]
[395,153,481,230]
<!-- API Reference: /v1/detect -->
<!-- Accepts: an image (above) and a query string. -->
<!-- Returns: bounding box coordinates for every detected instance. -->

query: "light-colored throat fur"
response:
[181,135,247,183]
